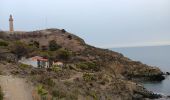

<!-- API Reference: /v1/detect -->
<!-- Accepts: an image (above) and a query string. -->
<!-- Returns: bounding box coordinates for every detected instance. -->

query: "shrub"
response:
[76,62,99,71]
[67,35,72,40]
[33,41,40,48]
[58,49,72,60]
[88,91,98,100]
[49,40,61,51]
[0,87,3,100]
[83,73,95,82]
[52,89,66,98]
[29,40,39,48]
[61,29,66,33]
[52,65,62,73]
[36,85,48,99]
[19,63,30,69]
[10,41,30,58]
[0,40,8,46]
[44,78,55,87]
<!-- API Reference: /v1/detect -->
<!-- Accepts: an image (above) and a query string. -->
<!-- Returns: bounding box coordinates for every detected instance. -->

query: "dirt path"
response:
[0,75,33,100]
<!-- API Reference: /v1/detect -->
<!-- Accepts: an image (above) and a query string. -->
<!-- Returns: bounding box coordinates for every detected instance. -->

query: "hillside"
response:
[0,29,165,100]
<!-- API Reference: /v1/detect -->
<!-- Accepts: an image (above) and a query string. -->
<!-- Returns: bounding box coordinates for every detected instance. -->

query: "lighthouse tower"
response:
[9,14,14,32]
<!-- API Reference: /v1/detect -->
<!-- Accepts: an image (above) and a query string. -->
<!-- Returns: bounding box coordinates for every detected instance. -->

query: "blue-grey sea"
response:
[112,45,170,95]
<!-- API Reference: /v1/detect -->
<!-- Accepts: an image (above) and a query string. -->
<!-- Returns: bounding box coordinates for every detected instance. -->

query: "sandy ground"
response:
[0,75,33,100]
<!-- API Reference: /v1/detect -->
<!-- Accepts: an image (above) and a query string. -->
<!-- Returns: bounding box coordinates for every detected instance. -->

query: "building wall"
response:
[19,58,49,68]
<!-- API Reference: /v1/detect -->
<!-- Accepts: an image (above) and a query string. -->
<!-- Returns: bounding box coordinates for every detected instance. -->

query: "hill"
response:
[0,29,165,100]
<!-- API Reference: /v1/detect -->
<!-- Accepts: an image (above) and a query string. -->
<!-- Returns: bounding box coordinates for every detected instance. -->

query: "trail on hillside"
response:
[0,75,33,100]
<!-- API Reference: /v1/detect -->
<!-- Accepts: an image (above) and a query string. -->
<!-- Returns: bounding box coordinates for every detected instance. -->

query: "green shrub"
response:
[44,78,55,87]
[10,41,30,58]
[58,49,72,60]
[0,40,8,46]
[76,62,99,71]
[49,40,61,51]
[83,73,95,82]
[29,41,39,48]
[52,89,66,98]
[19,63,30,69]
[88,91,98,100]
[52,65,62,73]
[0,87,3,100]
[61,29,66,33]
[36,85,48,99]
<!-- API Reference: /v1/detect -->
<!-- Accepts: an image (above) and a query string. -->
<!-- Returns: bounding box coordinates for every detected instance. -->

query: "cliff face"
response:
[0,29,164,99]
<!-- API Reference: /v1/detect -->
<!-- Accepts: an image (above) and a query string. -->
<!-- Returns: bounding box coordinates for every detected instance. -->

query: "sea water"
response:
[112,45,170,95]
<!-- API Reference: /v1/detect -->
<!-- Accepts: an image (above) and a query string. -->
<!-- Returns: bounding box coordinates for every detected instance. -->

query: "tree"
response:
[58,49,71,60]
[10,41,29,58]
[29,41,39,48]
[33,41,40,48]
[49,40,61,51]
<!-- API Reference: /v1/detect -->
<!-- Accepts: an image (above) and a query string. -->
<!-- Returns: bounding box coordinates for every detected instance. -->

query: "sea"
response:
[111,45,170,96]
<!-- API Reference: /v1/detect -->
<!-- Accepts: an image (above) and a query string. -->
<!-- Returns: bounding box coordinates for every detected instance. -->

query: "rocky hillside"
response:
[0,29,165,100]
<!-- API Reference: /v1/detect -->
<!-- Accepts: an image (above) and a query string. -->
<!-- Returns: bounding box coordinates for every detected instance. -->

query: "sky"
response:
[0,0,170,48]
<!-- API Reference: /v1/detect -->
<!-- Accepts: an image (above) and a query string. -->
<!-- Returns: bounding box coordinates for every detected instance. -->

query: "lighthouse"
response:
[9,14,14,32]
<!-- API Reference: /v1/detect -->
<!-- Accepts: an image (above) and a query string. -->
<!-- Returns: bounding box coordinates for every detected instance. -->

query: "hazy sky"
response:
[0,0,170,48]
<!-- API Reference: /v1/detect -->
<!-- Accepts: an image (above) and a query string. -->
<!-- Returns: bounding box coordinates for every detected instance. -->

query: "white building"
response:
[19,56,49,68]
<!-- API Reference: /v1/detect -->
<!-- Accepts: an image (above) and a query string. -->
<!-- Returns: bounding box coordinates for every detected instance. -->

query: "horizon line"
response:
[97,43,170,49]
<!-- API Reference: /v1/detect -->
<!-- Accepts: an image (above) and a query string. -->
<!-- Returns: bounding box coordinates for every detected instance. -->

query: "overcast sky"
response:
[0,0,170,48]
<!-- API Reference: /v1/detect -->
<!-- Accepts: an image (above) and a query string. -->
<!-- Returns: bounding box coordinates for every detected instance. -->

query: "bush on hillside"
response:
[0,87,3,100]
[10,41,30,58]
[67,35,72,40]
[29,40,39,48]
[52,89,66,99]
[61,29,66,33]
[52,65,62,73]
[76,62,99,71]
[83,73,96,82]
[49,40,61,51]
[58,49,72,60]
[19,63,30,69]
[36,85,48,100]
[0,40,9,46]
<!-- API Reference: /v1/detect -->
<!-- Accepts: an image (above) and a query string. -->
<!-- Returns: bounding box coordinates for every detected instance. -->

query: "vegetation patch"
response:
[52,89,66,99]
[10,41,33,58]
[0,86,3,100]
[52,65,62,73]
[36,85,48,100]
[0,40,8,47]
[83,73,96,82]
[76,62,99,71]
[19,63,30,69]
[57,49,72,60]
[49,40,61,51]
